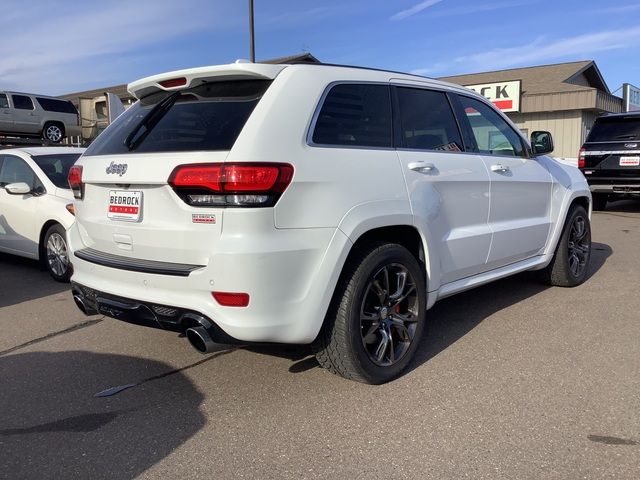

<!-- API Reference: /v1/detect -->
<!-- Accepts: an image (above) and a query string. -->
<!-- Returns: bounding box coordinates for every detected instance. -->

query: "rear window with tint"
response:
[32,153,82,189]
[36,97,78,114]
[587,116,640,142]
[84,80,272,156]
[312,84,392,148]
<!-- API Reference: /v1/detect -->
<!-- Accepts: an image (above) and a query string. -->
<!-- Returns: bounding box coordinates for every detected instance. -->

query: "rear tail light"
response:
[578,148,586,168]
[68,165,84,199]
[168,163,294,207]
[212,292,250,307]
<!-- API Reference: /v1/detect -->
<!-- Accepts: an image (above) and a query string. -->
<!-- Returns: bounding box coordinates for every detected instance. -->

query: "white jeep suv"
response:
[68,62,592,383]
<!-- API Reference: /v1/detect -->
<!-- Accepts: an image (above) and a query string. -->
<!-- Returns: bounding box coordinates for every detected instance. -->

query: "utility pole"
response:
[249,0,255,62]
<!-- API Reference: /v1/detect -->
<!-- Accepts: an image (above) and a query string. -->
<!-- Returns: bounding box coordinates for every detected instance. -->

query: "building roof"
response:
[439,60,610,96]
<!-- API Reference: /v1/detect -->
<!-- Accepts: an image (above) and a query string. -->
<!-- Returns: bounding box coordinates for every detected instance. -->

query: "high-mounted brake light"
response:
[578,148,586,168]
[158,77,187,89]
[68,165,84,199]
[212,292,250,307]
[168,163,294,207]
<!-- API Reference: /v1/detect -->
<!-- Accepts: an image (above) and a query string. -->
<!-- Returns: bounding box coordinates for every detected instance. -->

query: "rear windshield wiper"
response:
[124,91,181,151]
[615,134,640,139]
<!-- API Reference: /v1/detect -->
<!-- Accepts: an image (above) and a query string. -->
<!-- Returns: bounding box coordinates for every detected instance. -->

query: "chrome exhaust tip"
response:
[185,326,217,353]
[73,293,98,316]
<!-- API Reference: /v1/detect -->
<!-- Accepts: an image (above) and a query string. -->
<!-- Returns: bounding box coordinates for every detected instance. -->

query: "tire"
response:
[544,204,591,287]
[42,122,64,143]
[591,193,608,211]
[42,224,72,282]
[313,242,427,384]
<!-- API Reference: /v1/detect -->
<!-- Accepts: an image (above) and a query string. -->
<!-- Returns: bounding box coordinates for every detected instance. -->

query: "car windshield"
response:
[586,116,640,142]
[32,153,81,189]
[83,79,272,156]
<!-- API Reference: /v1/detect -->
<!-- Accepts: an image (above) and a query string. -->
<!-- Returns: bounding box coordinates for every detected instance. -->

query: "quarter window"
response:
[0,94,8,109]
[458,96,525,157]
[12,95,34,110]
[397,88,463,152]
[312,84,392,148]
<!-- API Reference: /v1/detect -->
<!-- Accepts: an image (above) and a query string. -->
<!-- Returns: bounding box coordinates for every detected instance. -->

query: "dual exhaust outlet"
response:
[72,291,218,354]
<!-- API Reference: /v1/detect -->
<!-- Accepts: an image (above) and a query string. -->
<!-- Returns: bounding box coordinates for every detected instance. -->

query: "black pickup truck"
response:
[579,112,640,210]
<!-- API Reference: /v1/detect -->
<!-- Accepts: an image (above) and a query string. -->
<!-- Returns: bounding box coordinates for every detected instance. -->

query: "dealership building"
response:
[62,57,637,161]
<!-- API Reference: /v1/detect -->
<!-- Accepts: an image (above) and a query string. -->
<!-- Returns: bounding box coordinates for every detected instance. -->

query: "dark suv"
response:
[579,112,640,210]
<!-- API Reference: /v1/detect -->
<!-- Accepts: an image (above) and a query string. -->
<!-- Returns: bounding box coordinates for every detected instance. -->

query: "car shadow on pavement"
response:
[0,252,69,308]
[0,350,205,479]
[407,240,612,374]
[601,198,640,213]
[279,240,612,377]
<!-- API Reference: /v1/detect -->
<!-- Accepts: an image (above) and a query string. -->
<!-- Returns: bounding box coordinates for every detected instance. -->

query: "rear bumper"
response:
[589,184,640,194]
[67,221,351,344]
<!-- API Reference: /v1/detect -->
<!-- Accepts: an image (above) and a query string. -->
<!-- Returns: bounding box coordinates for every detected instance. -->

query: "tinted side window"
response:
[12,95,34,110]
[458,95,525,157]
[36,97,78,114]
[0,156,36,187]
[0,94,8,109]
[312,84,392,148]
[397,88,463,151]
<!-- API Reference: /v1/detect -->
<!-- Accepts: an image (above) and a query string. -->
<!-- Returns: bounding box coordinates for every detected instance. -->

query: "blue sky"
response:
[2,0,640,96]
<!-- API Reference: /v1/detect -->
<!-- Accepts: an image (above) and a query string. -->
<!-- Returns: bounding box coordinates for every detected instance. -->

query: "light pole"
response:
[249,0,255,62]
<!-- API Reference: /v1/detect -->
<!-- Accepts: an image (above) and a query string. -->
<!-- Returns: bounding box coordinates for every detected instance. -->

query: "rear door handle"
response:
[408,162,436,173]
[490,164,511,173]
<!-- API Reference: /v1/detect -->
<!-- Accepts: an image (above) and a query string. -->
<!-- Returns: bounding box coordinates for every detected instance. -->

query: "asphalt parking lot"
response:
[1,202,639,480]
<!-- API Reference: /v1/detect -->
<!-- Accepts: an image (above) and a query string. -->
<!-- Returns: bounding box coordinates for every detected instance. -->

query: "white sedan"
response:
[0,147,85,281]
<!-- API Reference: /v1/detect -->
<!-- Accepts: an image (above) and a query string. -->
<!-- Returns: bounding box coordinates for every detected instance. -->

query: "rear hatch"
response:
[73,64,285,266]
[581,115,640,183]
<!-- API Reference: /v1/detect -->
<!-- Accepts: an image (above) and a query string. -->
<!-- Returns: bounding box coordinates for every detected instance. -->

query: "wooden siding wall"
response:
[508,110,584,159]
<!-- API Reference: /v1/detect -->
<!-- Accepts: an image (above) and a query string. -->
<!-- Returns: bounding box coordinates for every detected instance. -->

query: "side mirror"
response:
[531,131,554,156]
[5,182,32,195]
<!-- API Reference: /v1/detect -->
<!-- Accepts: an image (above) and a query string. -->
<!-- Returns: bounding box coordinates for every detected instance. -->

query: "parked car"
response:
[0,147,84,281]
[0,92,81,143]
[579,112,640,210]
[68,63,592,383]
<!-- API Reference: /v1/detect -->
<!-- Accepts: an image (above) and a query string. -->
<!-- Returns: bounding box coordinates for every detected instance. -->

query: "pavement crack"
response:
[94,347,240,397]
[0,318,104,357]
[588,434,638,446]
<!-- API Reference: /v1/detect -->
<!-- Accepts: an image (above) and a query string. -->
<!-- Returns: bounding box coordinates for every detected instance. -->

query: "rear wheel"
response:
[544,204,591,287]
[591,193,608,211]
[314,242,426,384]
[43,224,71,282]
[42,122,64,143]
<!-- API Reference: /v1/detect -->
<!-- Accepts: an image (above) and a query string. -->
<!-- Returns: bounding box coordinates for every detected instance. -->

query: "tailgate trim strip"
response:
[74,248,204,277]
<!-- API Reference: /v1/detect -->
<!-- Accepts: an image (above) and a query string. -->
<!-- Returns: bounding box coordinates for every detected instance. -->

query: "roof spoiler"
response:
[127,63,286,99]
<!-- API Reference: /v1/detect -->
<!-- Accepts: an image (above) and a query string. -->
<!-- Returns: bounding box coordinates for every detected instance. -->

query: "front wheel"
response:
[43,224,72,282]
[544,204,591,287]
[314,242,426,384]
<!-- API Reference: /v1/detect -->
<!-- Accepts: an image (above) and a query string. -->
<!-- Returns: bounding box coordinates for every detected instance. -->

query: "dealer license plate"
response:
[108,190,142,222]
[619,156,640,166]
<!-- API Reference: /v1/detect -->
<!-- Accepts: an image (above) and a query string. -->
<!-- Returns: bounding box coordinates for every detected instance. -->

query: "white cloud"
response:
[412,27,640,76]
[597,3,640,14]
[390,0,444,21]
[0,0,227,95]
[427,0,536,17]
